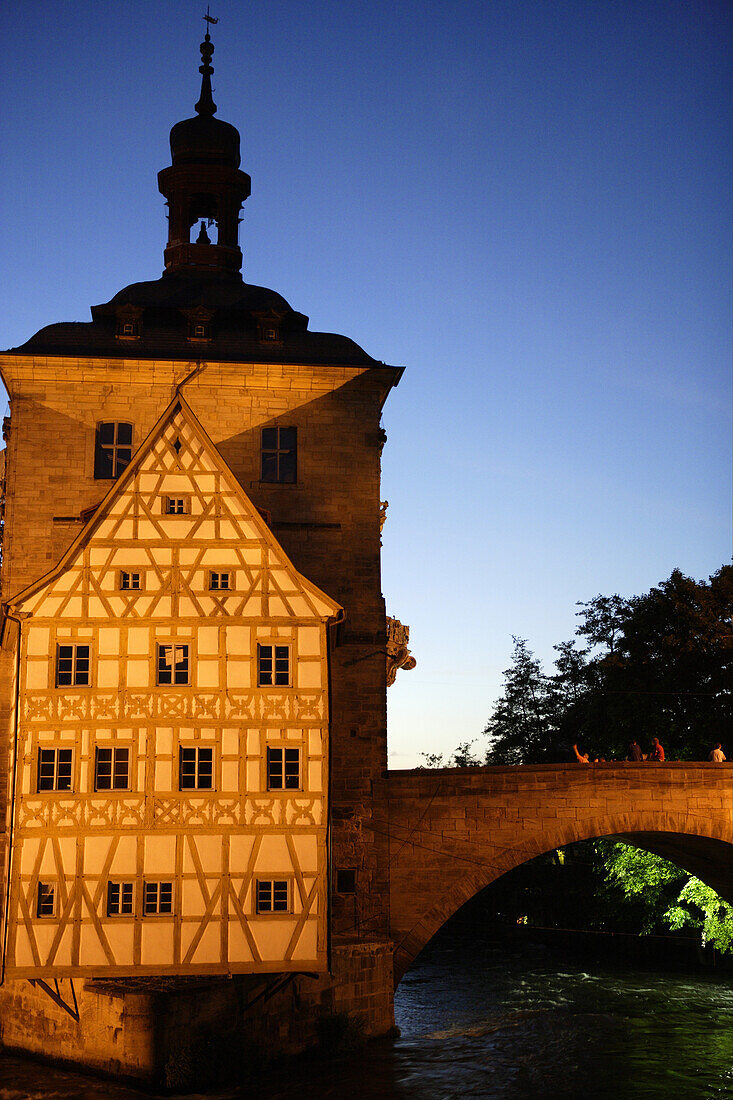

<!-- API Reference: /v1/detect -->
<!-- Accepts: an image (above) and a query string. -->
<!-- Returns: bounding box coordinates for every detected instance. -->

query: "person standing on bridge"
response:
[649,737,665,762]
[708,743,726,762]
[627,740,643,761]
[572,744,590,763]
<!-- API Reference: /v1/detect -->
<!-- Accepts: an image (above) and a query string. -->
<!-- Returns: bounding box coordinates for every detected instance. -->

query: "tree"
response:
[665,878,733,954]
[483,566,733,765]
[575,566,733,761]
[483,637,554,764]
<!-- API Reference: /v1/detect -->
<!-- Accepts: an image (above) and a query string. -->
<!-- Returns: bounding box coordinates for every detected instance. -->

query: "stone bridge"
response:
[377,763,733,983]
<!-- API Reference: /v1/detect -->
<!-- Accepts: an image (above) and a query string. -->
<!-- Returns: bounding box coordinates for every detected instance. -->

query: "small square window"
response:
[122,322,135,336]
[56,644,90,687]
[193,324,207,338]
[258,644,290,687]
[256,879,290,913]
[261,426,296,483]
[157,644,189,686]
[95,746,130,791]
[107,881,134,916]
[143,881,173,915]
[164,497,188,515]
[120,571,141,591]
[179,745,213,790]
[267,746,301,790]
[209,571,231,591]
[37,748,73,792]
[37,883,56,917]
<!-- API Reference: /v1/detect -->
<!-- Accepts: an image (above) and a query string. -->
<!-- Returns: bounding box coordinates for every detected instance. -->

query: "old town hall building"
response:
[0,28,408,1072]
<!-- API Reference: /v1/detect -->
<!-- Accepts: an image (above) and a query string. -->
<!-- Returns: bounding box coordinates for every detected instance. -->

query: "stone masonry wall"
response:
[0,942,394,1086]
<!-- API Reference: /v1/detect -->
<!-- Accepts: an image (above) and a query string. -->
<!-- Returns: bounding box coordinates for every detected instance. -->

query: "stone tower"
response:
[0,28,403,1073]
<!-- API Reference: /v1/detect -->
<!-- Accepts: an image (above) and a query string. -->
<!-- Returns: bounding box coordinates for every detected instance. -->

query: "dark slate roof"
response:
[6,274,379,367]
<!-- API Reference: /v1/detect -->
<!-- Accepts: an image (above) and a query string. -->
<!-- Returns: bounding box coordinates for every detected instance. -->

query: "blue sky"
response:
[2,1,730,766]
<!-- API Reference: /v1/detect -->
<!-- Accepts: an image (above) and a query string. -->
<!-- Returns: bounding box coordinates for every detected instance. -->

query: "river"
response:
[0,929,731,1099]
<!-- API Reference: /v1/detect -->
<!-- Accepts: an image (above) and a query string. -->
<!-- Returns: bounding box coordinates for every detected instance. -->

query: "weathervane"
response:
[204,6,218,32]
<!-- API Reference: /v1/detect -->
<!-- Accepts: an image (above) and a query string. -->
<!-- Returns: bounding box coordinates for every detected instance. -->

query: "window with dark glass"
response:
[267,747,300,790]
[209,571,231,591]
[256,879,289,913]
[56,644,90,687]
[95,746,130,791]
[257,644,290,687]
[107,882,134,916]
[157,644,189,685]
[37,748,73,792]
[179,745,213,790]
[261,426,296,483]
[120,571,141,591]
[143,882,173,915]
[37,883,56,917]
[336,869,357,895]
[164,496,188,514]
[94,422,133,479]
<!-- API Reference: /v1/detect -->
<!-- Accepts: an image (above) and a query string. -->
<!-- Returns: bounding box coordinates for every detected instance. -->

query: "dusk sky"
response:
[2,1,730,767]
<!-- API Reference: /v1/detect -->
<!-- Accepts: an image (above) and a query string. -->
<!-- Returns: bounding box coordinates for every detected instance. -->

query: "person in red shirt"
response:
[649,737,665,762]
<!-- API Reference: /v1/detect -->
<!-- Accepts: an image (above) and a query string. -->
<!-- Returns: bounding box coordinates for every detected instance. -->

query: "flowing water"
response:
[0,933,731,1099]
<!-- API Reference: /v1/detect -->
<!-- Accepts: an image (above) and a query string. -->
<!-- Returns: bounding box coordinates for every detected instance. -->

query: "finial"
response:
[196,220,211,244]
[195,9,219,116]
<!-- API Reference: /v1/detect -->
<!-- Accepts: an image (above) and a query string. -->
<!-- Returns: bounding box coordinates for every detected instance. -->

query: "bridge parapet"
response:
[377,763,733,983]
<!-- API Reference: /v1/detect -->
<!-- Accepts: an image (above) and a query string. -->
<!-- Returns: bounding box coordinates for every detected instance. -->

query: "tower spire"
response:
[195,12,217,117]
[159,11,250,278]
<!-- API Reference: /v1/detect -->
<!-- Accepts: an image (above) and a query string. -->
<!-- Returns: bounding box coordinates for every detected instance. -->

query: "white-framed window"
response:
[179,745,213,790]
[257,644,290,687]
[267,746,301,790]
[119,571,141,591]
[56,643,90,687]
[37,882,56,917]
[95,746,130,791]
[209,571,231,591]
[37,747,73,792]
[157,644,189,686]
[143,881,173,915]
[94,422,133,479]
[107,881,134,916]
[256,879,290,913]
[164,496,189,515]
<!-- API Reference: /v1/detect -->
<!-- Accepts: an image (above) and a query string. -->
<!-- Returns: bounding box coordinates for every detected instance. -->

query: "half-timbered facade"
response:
[2,396,340,977]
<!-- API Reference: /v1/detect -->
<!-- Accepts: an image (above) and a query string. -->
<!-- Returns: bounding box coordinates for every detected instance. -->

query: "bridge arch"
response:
[378,763,733,984]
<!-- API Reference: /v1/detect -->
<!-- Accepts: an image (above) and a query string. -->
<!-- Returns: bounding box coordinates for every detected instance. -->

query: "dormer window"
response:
[263,327,279,342]
[185,310,213,343]
[115,309,142,341]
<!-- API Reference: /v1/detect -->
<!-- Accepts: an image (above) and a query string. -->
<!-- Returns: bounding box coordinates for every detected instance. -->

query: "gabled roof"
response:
[5,392,343,623]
